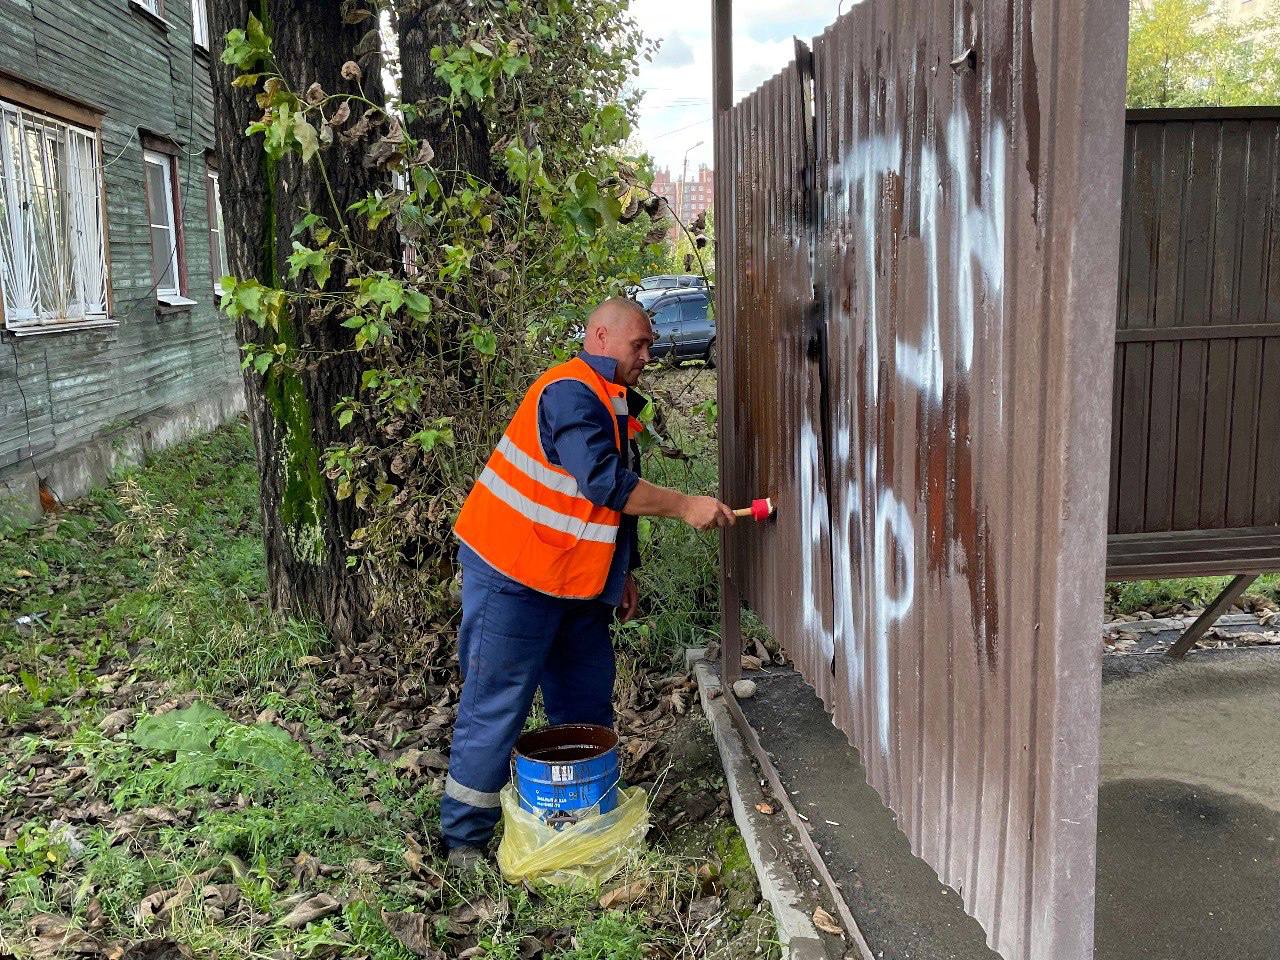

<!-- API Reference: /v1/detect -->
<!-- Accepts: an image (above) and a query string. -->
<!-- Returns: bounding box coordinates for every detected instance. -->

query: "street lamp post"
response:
[678,139,704,227]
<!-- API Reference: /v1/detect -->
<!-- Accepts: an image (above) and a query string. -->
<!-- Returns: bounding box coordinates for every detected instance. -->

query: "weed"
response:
[1106,573,1279,615]
[562,910,650,960]
[624,369,722,667]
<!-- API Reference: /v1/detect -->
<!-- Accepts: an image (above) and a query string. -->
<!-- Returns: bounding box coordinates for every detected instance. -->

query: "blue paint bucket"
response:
[512,724,620,827]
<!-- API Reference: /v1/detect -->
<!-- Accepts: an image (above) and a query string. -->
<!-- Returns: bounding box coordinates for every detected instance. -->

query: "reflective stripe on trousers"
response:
[439,559,616,850]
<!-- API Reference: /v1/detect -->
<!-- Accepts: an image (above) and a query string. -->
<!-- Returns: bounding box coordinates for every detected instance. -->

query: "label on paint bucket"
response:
[550,764,575,783]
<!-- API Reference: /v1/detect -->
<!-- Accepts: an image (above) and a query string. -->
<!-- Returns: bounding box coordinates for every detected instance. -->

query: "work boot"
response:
[446,845,487,873]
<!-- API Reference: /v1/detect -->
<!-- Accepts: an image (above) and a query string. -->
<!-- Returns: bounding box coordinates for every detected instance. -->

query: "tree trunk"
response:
[397,1,493,185]
[211,1,396,641]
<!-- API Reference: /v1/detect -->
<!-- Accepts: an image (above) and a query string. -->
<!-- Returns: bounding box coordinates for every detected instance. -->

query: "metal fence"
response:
[714,3,1129,959]
[1107,107,1280,580]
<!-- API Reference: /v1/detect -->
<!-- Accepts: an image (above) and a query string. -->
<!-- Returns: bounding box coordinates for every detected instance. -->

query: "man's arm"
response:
[623,479,734,530]
[540,382,734,531]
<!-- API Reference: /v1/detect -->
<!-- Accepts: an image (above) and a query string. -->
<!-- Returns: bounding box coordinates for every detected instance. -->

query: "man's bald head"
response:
[587,297,649,337]
[584,296,655,386]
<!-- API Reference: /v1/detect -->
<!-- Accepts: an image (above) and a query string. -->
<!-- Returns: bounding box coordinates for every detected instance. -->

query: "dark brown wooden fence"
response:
[1107,107,1280,580]
[714,2,1129,959]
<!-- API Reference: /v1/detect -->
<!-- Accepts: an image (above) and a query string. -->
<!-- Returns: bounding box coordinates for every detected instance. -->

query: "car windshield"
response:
[638,276,675,290]
[634,289,672,310]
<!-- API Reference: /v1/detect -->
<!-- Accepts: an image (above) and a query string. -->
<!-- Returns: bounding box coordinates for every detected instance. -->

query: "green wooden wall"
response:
[0,0,240,480]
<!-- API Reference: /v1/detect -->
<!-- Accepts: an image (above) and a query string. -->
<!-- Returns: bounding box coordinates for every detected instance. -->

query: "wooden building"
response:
[0,0,241,518]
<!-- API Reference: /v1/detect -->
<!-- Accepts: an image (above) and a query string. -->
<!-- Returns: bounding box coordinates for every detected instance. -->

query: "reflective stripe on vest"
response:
[453,357,625,598]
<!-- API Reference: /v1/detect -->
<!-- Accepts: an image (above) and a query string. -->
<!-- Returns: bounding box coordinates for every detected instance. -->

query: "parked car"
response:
[626,274,708,296]
[635,288,716,365]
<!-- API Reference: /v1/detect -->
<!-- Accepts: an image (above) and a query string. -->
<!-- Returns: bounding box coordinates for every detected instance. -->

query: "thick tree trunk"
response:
[397,1,492,184]
[211,1,395,641]
[212,1,494,642]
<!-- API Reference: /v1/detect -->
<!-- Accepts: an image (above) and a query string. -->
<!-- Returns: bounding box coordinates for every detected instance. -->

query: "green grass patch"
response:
[621,369,722,668]
[0,411,768,960]
[1106,572,1279,616]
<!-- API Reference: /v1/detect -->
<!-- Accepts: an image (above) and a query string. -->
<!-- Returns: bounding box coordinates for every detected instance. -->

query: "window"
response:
[205,165,226,293]
[136,0,163,15]
[679,297,708,323]
[0,98,108,332]
[651,300,681,327]
[191,0,209,48]
[143,148,183,298]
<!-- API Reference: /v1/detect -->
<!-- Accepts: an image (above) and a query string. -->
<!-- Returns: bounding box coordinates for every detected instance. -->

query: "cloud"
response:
[653,32,695,68]
[739,6,836,45]
[628,0,838,172]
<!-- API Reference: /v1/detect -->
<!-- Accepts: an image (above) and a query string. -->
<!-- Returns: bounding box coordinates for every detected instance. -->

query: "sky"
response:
[627,0,841,177]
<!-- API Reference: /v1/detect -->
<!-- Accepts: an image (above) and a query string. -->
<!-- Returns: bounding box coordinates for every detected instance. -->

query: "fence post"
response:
[711,0,741,685]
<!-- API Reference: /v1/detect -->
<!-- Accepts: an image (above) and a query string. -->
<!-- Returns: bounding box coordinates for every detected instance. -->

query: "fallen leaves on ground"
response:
[381,909,441,957]
[598,879,650,909]
[278,893,341,929]
[812,906,843,937]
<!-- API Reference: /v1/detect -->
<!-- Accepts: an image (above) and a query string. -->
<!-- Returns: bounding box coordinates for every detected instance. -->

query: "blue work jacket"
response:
[458,350,642,605]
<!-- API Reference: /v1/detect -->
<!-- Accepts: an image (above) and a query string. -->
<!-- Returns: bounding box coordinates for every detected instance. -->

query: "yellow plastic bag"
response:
[496,784,649,889]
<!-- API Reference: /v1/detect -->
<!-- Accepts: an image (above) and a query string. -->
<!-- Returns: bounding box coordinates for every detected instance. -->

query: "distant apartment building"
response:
[0,0,242,519]
[650,164,713,244]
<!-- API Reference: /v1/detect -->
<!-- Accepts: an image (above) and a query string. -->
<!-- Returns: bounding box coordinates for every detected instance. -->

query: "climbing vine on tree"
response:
[214,1,662,636]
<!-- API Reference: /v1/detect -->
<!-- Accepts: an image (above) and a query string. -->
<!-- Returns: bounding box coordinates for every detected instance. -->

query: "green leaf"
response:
[293,114,320,163]
[404,290,432,320]
[597,103,630,143]
[253,352,273,375]
[471,327,497,357]
[132,702,231,754]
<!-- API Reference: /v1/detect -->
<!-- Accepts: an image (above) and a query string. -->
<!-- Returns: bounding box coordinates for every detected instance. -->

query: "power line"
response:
[647,116,713,140]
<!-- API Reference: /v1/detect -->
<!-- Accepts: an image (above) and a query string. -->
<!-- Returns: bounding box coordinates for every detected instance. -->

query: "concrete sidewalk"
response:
[713,646,1280,960]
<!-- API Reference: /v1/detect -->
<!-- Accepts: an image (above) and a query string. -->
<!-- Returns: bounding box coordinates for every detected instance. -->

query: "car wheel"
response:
[704,338,716,368]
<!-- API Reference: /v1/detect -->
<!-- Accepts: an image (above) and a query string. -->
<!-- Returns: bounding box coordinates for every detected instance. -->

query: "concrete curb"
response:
[1105,612,1273,634]
[689,652,828,960]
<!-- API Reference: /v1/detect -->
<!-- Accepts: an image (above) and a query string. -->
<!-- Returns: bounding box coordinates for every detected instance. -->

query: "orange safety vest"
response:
[454,356,639,599]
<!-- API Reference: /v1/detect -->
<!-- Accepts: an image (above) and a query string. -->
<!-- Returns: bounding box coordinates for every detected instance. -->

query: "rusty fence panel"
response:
[719,59,836,696]
[716,2,1128,959]
[1107,107,1280,580]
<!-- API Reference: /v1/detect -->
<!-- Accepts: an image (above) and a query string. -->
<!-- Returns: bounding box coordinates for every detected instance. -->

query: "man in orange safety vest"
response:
[442,296,734,866]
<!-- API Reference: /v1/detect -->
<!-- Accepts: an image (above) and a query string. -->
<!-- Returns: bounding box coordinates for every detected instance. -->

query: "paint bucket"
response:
[512,724,620,827]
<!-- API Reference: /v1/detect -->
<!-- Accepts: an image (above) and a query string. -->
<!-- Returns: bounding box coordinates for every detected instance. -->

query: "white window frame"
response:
[191,0,210,49]
[0,98,110,333]
[206,166,226,294]
[143,148,182,298]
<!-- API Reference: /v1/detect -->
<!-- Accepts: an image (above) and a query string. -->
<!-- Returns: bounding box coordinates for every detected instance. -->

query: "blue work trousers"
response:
[440,561,616,850]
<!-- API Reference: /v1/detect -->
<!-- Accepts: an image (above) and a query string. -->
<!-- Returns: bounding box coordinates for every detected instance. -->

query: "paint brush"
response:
[732,497,775,523]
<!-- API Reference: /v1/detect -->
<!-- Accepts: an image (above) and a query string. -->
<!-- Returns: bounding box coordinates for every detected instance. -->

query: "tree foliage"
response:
[1127,0,1280,107]
[219,1,657,629]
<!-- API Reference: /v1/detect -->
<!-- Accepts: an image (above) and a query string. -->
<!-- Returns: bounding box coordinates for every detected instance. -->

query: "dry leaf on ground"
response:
[599,879,650,909]
[381,909,441,957]
[279,893,341,929]
[812,906,844,937]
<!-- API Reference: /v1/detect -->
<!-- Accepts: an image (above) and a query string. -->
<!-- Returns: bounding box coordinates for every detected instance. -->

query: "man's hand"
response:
[681,495,736,531]
[619,572,639,623]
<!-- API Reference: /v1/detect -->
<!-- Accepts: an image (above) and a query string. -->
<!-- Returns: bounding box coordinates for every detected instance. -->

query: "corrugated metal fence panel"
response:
[1108,108,1280,574]
[718,2,1128,959]
[720,64,837,696]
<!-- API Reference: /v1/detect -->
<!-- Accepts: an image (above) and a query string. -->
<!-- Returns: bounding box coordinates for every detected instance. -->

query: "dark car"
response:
[625,274,708,297]
[635,288,715,365]
[639,273,707,290]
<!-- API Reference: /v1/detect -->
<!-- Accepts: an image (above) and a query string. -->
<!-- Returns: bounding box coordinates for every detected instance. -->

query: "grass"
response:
[621,367,722,667]
[1106,573,1279,616]
[0,409,775,960]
